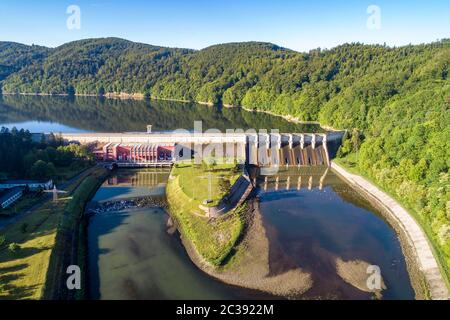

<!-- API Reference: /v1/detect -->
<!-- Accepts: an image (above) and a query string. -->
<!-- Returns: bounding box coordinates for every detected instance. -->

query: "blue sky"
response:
[0,0,448,51]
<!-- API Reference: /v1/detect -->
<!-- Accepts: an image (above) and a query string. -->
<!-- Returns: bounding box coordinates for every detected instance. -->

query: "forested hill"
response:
[1,37,449,282]
[0,38,448,128]
[0,42,49,81]
[0,38,193,95]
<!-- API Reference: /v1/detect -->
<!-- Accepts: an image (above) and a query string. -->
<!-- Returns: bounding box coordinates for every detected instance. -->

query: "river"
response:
[0,95,415,299]
[86,168,415,300]
[87,169,272,300]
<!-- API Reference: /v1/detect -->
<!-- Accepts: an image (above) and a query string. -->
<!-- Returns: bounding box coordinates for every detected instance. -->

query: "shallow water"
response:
[87,169,270,300]
[89,208,230,299]
[258,168,415,299]
[87,168,415,300]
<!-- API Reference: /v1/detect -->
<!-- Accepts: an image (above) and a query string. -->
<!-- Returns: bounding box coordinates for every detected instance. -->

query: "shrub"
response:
[8,242,20,253]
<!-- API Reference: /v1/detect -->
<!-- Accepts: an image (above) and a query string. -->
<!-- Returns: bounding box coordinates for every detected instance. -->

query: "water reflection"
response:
[257,167,415,300]
[91,169,171,203]
[87,167,415,300]
[87,169,273,300]
[0,95,323,133]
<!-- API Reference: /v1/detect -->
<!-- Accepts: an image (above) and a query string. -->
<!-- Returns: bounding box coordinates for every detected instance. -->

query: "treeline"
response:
[0,38,448,125]
[0,127,92,180]
[0,38,190,95]
[0,37,449,273]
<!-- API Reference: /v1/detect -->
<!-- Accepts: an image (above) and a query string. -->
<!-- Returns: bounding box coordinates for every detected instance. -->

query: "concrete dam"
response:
[56,131,343,168]
[246,133,330,167]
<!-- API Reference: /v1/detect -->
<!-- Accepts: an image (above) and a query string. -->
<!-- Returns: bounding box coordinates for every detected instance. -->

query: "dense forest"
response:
[0,127,92,181]
[0,37,449,278]
[0,42,49,81]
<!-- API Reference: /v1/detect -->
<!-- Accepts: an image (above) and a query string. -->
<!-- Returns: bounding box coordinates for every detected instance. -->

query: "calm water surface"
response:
[87,170,269,300]
[258,168,415,299]
[0,95,414,299]
[0,95,322,133]
[87,169,415,300]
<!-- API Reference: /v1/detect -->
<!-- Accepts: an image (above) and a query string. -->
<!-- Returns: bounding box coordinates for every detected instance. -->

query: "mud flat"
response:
[335,258,386,299]
[331,162,449,300]
[176,200,313,298]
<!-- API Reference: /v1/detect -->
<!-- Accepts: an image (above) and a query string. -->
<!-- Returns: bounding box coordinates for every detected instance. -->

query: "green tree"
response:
[29,160,55,179]
[351,128,362,152]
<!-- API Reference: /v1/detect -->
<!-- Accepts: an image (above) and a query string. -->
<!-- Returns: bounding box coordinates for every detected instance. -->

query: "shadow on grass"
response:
[0,245,51,264]
[0,262,28,274]
[0,263,40,300]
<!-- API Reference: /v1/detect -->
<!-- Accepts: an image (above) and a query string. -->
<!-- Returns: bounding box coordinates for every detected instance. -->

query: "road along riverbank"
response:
[331,162,449,300]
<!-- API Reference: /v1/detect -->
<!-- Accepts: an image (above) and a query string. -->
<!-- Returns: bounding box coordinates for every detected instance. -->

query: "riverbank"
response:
[177,199,313,298]
[165,162,313,297]
[44,166,109,300]
[166,162,244,266]
[331,161,449,300]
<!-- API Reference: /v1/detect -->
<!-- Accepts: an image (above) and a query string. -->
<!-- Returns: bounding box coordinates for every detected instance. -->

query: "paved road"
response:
[0,167,96,231]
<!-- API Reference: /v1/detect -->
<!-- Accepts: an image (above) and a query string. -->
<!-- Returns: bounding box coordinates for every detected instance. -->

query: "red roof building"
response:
[93,143,175,163]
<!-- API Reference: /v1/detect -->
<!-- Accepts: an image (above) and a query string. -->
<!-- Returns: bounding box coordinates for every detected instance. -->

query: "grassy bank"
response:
[0,192,43,217]
[0,166,108,299]
[166,161,244,266]
[44,167,109,300]
[174,161,241,207]
[335,156,449,289]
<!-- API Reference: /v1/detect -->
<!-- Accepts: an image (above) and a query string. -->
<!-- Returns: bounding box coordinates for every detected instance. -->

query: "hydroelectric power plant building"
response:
[56,129,344,168]
[93,143,175,165]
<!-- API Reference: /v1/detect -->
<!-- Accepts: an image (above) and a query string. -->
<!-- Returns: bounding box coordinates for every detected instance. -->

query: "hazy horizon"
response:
[3,36,449,54]
[0,0,449,52]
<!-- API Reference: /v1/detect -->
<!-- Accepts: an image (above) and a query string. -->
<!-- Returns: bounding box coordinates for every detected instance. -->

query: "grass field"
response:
[0,201,63,299]
[0,166,107,300]
[167,161,244,266]
[173,161,241,207]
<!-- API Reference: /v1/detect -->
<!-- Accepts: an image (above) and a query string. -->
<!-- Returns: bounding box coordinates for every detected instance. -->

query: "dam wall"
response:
[55,131,344,167]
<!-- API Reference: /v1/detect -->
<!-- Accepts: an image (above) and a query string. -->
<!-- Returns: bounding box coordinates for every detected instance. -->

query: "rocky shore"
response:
[88,197,167,215]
